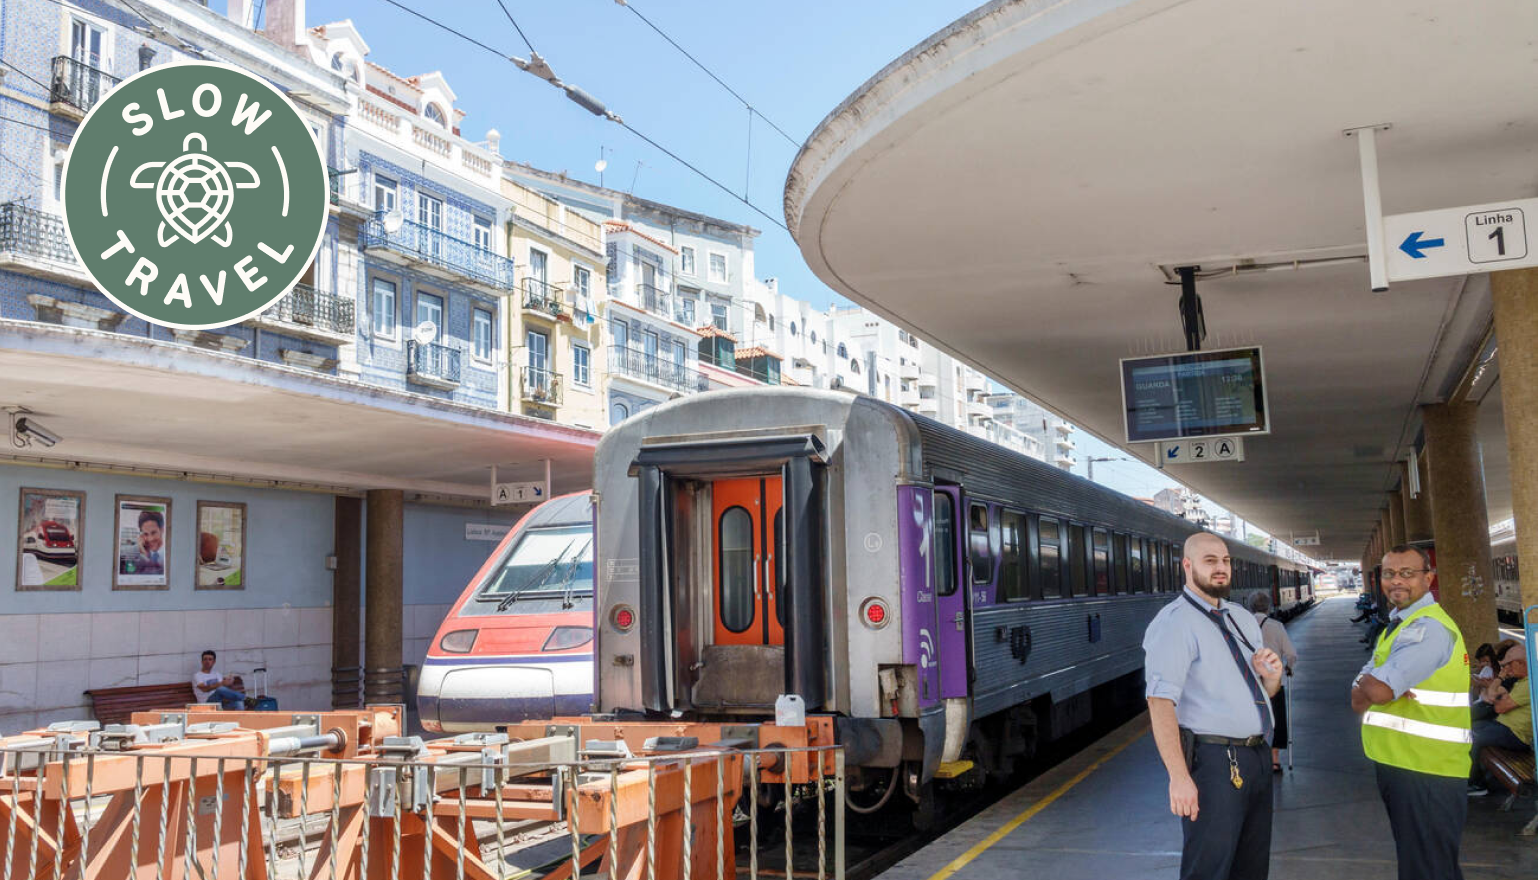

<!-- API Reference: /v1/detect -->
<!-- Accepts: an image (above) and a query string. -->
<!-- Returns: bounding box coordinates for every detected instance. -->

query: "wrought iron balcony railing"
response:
[0,202,76,264]
[520,366,564,406]
[521,278,565,318]
[634,283,673,320]
[263,284,355,336]
[362,214,516,291]
[50,56,120,115]
[609,347,708,394]
[407,340,461,386]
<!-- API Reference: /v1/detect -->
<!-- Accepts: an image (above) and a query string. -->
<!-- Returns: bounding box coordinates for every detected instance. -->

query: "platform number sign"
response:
[1466,209,1527,264]
[1382,198,1537,284]
[1160,436,1245,465]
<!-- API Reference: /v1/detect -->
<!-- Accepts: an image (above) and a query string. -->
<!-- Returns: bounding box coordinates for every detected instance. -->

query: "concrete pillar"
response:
[1491,268,1537,624]
[331,496,363,709]
[1421,402,1498,646]
[1402,454,1434,544]
[1387,490,1406,547]
[364,489,405,704]
[1379,507,1394,554]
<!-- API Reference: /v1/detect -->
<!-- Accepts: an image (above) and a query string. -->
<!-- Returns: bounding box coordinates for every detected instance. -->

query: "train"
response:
[586,387,1312,811]
[1491,520,1522,624]
[417,492,595,733]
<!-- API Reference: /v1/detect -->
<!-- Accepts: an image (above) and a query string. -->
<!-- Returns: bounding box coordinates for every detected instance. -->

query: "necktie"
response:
[1186,594,1273,740]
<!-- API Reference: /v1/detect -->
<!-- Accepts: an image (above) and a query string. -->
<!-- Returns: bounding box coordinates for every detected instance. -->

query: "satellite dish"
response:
[594,159,608,173]
[413,320,437,345]
[383,210,404,234]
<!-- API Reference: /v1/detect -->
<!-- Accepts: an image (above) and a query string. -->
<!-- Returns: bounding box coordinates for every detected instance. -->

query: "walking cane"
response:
[1286,668,1294,771]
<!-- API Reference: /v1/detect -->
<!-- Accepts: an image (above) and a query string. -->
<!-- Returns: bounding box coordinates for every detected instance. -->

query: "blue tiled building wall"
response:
[0,0,342,366]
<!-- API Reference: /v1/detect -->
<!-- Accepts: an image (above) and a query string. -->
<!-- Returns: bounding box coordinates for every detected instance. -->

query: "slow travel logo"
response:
[63,62,327,330]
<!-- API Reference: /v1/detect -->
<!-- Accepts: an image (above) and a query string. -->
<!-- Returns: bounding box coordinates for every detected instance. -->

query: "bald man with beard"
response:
[1143,532,1285,880]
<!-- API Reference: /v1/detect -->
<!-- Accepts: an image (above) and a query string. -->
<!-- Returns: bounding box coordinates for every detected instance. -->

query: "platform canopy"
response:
[786,0,1536,560]
[0,322,597,501]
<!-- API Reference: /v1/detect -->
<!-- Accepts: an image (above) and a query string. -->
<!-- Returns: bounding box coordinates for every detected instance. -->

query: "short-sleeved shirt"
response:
[1356,593,1455,698]
[1497,676,1533,746]
[1144,586,1274,738]
[192,670,222,703]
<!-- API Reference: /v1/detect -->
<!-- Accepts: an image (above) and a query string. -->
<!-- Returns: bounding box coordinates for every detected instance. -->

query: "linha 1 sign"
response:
[1121,347,1270,444]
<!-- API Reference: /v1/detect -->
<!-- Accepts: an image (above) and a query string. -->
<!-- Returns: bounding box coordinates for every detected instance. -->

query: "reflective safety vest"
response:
[1360,601,1472,778]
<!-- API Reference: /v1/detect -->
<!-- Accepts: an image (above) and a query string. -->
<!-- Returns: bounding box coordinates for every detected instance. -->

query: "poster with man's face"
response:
[17,488,85,590]
[114,495,171,590]
[196,501,245,590]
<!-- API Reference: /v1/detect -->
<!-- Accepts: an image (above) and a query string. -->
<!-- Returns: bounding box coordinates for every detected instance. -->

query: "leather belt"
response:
[1193,734,1267,747]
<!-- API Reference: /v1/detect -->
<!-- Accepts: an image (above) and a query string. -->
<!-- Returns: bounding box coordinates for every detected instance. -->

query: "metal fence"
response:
[408,341,462,386]
[0,724,845,880]
[361,215,516,291]
[0,203,76,264]
[520,366,564,406]
[50,56,120,114]
[264,284,356,336]
[609,347,709,394]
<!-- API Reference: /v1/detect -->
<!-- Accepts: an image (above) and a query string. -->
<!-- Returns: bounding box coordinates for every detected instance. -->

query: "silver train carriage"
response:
[1491,521,1521,624]
[590,387,1308,799]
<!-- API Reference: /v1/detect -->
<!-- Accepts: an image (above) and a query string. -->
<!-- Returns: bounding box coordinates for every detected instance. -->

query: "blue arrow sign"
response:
[1166,445,1180,459]
[1399,230,1445,259]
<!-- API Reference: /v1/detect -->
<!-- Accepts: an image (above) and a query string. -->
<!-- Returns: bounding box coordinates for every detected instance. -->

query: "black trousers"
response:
[1181,742,1273,880]
[1374,763,1466,880]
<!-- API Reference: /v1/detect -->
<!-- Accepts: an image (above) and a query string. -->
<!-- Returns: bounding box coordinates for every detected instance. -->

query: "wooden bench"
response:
[1479,747,1536,811]
[83,682,198,726]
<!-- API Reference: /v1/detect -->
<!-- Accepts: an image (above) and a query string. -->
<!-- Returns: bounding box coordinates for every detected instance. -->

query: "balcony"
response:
[1055,436,1076,452]
[609,347,708,394]
[521,278,567,322]
[362,214,516,292]
[1054,419,1074,436]
[1054,454,1075,469]
[967,400,992,419]
[633,283,674,321]
[252,284,355,345]
[0,202,90,285]
[917,370,939,388]
[49,56,119,120]
[898,360,921,381]
[407,340,461,389]
[326,167,372,220]
[520,366,564,407]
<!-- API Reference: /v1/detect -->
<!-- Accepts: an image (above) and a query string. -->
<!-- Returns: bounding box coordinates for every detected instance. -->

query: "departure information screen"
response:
[1120,347,1269,443]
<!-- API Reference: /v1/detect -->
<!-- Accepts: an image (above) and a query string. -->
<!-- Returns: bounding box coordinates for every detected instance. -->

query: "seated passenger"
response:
[192,649,249,710]
[1468,644,1532,796]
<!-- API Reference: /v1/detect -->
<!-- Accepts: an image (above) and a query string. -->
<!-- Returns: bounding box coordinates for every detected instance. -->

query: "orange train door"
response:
[711,476,785,646]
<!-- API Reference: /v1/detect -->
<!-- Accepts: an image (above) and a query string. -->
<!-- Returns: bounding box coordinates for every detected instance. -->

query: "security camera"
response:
[13,417,60,448]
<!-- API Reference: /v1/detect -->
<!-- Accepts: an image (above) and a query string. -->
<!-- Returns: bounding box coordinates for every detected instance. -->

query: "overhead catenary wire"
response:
[371,0,790,231]
[613,0,801,149]
[491,0,538,57]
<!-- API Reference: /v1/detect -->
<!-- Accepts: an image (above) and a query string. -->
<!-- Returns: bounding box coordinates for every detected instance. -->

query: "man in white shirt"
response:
[192,649,246,709]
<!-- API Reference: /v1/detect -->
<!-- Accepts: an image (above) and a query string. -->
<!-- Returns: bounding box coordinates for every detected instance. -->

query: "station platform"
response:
[878,595,1536,880]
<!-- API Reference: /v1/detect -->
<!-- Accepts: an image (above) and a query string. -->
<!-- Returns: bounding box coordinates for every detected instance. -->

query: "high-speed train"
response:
[417,493,595,733]
[589,387,1310,809]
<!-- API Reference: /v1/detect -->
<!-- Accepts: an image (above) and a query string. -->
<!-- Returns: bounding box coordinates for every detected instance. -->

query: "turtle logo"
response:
[63,62,327,330]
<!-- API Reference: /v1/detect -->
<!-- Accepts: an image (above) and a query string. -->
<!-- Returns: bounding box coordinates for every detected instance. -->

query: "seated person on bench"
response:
[192,649,250,710]
[1469,643,1532,796]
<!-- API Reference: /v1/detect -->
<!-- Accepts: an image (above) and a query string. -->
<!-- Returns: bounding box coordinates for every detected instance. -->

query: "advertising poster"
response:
[17,488,85,590]
[196,501,246,590]
[114,495,171,590]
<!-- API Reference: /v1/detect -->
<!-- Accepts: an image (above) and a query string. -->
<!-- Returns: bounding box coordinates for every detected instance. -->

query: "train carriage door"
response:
[933,486,969,699]
[711,476,785,647]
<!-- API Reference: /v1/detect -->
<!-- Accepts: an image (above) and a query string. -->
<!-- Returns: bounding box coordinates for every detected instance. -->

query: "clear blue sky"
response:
[299,0,983,311]
[290,0,1228,510]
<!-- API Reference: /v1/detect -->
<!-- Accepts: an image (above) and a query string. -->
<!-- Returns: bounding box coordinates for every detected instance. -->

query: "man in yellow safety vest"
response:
[1350,545,1471,880]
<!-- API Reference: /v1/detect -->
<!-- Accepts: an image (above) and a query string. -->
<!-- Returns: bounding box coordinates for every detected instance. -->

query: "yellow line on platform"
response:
[923,719,1148,880]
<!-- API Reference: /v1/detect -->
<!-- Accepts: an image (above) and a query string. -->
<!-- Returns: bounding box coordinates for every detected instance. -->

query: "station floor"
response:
[877,595,1536,880]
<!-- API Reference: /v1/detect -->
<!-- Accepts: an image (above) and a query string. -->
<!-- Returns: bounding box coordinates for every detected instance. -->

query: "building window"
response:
[472,308,493,361]
[371,278,397,339]
[810,330,817,344]
[573,265,591,297]
[837,343,847,358]
[373,175,397,214]
[527,329,549,372]
[573,344,591,386]
[678,296,696,327]
[708,252,727,283]
[415,291,444,341]
[472,216,493,251]
[680,246,696,276]
[769,315,776,332]
[609,319,628,350]
[790,321,798,336]
[610,401,630,424]
[418,193,443,230]
[710,302,728,331]
[424,103,448,127]
[850,359,861,374]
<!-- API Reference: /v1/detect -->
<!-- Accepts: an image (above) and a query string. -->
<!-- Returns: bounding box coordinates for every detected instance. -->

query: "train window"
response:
[471,524,595,615]
[1092,528,1110,595]
[774,508,786,626]
[718,506,755,633]
[970,503,993,584]
[1112,533,1128,594]
[934,492,958,597]
[1037,517,1062,598]
[1069,525,1089,597]
[1000,510,1029,602]
[1131,538,1144,593]
[1171,543,1182,590]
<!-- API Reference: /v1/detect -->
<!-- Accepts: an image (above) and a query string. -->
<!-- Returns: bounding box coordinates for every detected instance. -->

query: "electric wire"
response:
[616,0,801,148]
[0,58,51,94]
[491,0,538,56]
[370,0,791,230]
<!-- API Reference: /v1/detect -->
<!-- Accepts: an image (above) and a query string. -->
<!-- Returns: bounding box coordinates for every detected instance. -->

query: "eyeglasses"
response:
[1382,568,1429,580]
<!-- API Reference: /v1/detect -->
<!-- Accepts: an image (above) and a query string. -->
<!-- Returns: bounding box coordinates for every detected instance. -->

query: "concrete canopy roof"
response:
[0,322,597,502]
[786,0,1536,561]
